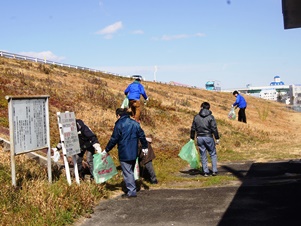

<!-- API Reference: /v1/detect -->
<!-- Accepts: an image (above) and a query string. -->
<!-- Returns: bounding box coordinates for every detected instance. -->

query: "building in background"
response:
[205,80,221,91]
[289,84,301,105]
[270,76,285,86]
[236,75,290,104]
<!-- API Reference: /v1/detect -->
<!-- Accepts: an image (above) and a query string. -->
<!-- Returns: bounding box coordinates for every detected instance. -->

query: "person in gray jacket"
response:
[190,102,220,177]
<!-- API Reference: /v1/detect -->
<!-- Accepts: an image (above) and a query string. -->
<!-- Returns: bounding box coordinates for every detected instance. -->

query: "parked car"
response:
[131,75,144,81]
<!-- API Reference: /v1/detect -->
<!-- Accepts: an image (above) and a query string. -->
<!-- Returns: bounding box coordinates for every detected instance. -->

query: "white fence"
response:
[0,50,121,76]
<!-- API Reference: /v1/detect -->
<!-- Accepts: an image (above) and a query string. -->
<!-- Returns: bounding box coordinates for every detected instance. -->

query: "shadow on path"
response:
[218,160,301,226]
[75,160,301,226]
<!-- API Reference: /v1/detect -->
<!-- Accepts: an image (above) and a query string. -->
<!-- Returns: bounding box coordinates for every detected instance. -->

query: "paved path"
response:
[74,160,301,226]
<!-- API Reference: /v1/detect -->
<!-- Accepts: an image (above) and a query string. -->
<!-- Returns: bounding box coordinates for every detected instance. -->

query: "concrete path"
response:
[74,160,301,226]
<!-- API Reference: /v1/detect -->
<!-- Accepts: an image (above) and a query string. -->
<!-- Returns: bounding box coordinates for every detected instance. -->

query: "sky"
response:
[1,0,301,89]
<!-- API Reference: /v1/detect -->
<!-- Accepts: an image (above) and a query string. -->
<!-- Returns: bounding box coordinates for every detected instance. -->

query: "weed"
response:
[255,104,269,121]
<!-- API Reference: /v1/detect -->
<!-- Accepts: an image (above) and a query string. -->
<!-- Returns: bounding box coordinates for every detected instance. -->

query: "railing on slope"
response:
[0,50,121,76]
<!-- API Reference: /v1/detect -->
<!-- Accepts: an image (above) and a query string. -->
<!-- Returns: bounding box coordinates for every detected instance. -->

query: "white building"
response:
[259,88,278,101]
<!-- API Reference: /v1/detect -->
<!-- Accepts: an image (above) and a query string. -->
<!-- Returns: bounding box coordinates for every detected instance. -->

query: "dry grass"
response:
[1,56,301,225]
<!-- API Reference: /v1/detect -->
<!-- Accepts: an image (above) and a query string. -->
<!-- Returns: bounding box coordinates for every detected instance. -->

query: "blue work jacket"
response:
[105,115,148,161]
[124,81,148,100]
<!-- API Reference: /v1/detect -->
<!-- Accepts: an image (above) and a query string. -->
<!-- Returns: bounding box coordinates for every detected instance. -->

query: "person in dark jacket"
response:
[190,102,220,177]
[56,119,102,180]
[138,137,158,184]
[104,108,148,198]
[124,77,149,122]
[232,90,247,123]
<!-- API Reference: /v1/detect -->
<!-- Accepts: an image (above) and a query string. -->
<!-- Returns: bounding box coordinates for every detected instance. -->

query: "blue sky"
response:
[1,0,300,89]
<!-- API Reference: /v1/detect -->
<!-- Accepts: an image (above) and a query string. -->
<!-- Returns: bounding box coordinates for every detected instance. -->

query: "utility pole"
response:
[154,65,157,82]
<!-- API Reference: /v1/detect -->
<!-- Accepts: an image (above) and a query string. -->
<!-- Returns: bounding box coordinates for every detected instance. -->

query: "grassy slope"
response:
[1,57,301,225]
[1,57,300,161]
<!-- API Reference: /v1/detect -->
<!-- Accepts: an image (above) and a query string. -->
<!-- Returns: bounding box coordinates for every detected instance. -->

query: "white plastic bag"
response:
[228,107,236,120]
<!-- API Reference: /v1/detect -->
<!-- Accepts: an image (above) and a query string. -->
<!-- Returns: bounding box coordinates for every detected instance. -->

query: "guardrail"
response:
[0,50,124,76]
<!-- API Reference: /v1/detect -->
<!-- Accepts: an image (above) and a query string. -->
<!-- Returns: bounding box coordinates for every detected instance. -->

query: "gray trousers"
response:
[197,136,218,174]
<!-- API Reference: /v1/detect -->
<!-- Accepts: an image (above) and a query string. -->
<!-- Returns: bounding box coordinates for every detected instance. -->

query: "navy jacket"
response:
[76,119,99,150]
[105,115,148,161]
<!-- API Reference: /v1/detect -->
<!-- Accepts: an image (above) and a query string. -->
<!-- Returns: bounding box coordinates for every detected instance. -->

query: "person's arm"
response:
[232,96,239,107]
[190,117,196,140]
[139,84,148,100]
[210,116,220,140]
[79,119,99,145]
[104,124,120,153]
[124,84,130,95]
[138,127,148,149]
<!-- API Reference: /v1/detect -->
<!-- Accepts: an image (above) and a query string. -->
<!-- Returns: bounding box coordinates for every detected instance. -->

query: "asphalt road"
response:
[74,160,301,226]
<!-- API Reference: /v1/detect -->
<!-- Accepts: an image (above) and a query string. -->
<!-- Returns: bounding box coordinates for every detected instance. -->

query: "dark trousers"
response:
[76,147,95,178]
[238,107,247,123]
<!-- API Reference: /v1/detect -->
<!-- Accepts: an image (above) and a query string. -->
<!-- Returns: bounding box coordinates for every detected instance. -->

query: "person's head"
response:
[116,108,129,118]
[135,78,141,82]
[201,102,210,110]
[233,90,239,96]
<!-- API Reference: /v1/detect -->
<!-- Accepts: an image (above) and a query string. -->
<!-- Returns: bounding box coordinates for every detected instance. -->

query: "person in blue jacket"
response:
[232,90,247,123]
[104,108,148,198]
[124,77,148,122]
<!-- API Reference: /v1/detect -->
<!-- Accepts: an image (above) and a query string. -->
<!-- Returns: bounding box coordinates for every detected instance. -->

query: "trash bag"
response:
[121,97,129,108]
[228,107,236,120]
[93,153,118,184]
[134,158,140,180]
[178,140,200,169]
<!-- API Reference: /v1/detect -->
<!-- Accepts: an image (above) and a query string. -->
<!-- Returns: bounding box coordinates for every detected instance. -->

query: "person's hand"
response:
[190,138,194,142]
[142,148,148,156]
[101,150,108,156]
[51,148,60,162]
[93,143,102,153]
[216,139,220,145]
[231,105,234,108]
[144,98,149,105]
[56,143,62,150]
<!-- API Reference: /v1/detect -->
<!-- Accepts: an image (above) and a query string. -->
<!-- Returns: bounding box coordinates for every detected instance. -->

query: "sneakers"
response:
[121,194,137,199]
[203,172,218,177]
[150,179,158,184]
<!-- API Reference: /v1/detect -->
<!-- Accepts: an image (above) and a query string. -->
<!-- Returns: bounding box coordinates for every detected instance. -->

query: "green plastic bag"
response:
[93,153,118,184]
[121,97,129,108]
[228,107,236,120]
[134,158,140,180]
[178,139,200,169]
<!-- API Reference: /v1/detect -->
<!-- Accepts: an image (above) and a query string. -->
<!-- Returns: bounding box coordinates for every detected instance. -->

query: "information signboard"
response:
[9,97,49,154]
[57,112,80,156]
[6,95,51,186]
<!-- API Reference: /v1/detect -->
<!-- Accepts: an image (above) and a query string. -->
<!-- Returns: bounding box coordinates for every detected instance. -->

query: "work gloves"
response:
[142,148,148,156]
[93,143,102,153]
[144,97,149,105]
[216,139,220,145]
[51,148,60,162]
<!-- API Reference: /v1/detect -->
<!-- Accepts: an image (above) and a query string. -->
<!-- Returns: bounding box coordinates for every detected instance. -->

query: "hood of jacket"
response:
[199,108,212,118]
